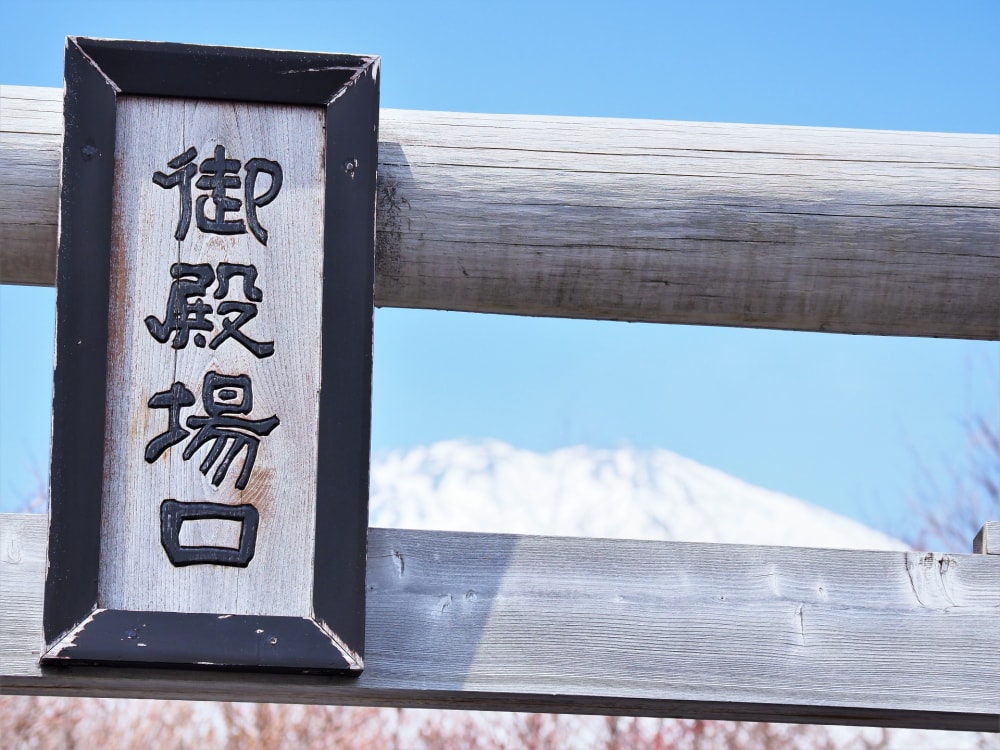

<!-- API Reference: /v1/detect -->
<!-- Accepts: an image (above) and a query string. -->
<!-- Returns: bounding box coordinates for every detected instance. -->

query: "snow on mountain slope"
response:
[370,439,906,550]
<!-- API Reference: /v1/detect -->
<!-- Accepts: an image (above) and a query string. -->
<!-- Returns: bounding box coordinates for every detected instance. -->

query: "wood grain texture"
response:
[3,86,998,339]
[0,86,61,285]
[973,521,1000,554]
[3,514,998,731]
[99,97,325,617]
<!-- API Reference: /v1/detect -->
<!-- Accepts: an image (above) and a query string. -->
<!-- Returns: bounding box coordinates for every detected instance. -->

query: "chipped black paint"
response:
[46,610,356,673]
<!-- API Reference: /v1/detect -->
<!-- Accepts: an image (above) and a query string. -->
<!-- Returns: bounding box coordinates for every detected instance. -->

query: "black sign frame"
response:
[42,38,379,674]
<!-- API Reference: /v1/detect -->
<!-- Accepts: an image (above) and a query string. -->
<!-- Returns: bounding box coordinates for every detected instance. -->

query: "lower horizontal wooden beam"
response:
[2,514,998,731]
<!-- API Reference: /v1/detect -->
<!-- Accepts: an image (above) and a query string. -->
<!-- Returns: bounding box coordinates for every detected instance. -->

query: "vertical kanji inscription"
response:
[99,97,326,617]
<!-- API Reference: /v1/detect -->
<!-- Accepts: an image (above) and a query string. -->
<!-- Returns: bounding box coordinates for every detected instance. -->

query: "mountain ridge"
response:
[369,439,906,551]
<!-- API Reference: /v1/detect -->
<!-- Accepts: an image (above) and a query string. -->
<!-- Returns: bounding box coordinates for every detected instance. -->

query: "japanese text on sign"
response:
[148,144,284,567]
[154,145,283,244]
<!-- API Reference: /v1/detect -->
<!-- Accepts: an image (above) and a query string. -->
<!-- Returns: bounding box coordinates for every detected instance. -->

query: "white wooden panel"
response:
[3,515,998,731]
[98,97,325,617]
[3,86,997,340]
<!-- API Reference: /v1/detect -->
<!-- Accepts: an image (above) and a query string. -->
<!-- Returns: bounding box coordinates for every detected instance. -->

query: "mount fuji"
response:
[369,439,905,550]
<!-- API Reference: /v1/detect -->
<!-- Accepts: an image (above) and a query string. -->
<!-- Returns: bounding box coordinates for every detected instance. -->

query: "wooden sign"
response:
[42,39,379,673]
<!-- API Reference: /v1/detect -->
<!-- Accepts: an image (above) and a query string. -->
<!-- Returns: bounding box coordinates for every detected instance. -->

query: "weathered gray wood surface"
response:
[974,521,1000,554]
[0,86,60,284]
[3,514,998,731]
[98,97,325,618]
[3,85,998,339]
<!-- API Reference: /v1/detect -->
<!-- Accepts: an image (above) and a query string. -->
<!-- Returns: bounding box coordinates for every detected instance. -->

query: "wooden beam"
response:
[974,521,1000,554]
[3,85,998,339]
[0,86,60,286]
[2,514,998,731]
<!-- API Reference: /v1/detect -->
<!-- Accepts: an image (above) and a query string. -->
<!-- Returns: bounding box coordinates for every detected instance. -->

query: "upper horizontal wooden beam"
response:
[974,521,1000,554]
[2,84,998,339]
[2,514,998,731]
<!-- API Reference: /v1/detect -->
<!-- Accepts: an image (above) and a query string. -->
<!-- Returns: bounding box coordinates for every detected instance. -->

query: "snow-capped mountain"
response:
[369,439,906,550]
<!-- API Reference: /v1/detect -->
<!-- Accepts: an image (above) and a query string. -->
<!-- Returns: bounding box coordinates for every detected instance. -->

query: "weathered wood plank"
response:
[3,85,998,339]
[973,521,1000,554]
[0,86,61,285]
[2,514,997,731]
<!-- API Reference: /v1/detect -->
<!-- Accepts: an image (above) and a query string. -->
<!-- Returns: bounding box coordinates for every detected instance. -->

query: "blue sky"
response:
[1,0,998,539]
